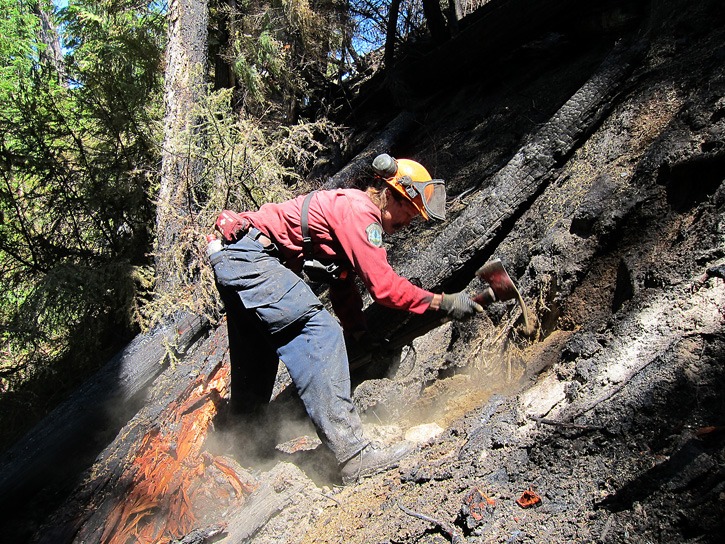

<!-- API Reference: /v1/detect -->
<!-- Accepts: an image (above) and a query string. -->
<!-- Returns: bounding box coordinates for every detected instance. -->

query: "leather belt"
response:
[247,227,273,247]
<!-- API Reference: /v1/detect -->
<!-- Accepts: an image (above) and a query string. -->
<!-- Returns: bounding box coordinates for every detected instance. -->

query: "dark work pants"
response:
[211,231,367,463]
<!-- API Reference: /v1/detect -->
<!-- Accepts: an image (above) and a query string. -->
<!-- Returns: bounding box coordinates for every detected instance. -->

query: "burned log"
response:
[33,324,255,544]
[403,41,642,289]
[214,463,314,544]
[348,40,643,369]
[322,110,418,190]
[0,312,210,540]
[34,321,322,544]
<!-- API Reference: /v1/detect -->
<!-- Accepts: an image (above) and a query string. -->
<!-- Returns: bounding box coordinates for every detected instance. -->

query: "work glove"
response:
[215,210,250,243]
[440,292,484,320]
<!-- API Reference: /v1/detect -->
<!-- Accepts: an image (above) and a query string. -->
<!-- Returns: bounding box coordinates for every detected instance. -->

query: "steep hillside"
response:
[5,0,724,542]
[248,0,725,542]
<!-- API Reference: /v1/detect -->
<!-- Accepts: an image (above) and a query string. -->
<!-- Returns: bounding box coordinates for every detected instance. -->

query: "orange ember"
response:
[463,487,496,521]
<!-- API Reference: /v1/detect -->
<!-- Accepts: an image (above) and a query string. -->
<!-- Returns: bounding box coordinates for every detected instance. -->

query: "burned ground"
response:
[246,1,725,542]
[3,0,724,542]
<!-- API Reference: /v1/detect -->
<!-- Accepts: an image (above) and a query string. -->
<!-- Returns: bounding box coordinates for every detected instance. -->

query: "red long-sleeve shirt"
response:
[240,189,435,331]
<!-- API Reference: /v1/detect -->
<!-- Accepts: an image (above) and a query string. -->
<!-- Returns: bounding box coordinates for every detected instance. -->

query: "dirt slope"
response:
[10,1,723,542]
[240,1,725,542]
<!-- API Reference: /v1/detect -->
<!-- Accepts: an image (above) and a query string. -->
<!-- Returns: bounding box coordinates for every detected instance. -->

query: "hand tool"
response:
[475,259,533,335]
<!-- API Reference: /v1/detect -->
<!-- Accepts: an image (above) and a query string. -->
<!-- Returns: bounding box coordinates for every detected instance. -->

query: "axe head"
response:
[476,259,518,302]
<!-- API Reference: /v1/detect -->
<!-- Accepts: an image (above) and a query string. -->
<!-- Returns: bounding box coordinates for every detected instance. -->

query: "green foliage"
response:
[0,0,165,435]
[0,0,37,93]
[0,1,346,431]
[220,0,349,116]
[141,85,343,328]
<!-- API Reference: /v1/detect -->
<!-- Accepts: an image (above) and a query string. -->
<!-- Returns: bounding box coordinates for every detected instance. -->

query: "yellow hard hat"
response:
[372,154,446,221]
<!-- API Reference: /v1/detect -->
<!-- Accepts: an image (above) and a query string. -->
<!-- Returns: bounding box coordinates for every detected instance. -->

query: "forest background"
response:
[0,0,477,451]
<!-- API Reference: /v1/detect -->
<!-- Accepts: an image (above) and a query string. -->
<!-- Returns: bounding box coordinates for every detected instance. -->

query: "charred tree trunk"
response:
[213,463,315,543]
[322,111,418,189]
[212,0,237,91]
[34,323,320,544]
[349,41,643,368]
[34,326,248,544]
[384,0,402,69]
[422,0,451,43]
[0,313,209,542]
[408,42,642,287]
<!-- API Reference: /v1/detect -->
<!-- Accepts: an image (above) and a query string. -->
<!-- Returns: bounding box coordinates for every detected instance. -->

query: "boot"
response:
[340,441,414,485]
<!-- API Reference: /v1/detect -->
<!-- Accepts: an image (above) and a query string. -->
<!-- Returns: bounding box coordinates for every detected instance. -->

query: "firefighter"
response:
[210,154,483,484]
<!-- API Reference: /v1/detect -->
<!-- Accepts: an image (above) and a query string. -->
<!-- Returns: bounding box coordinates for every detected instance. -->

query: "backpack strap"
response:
[300,191,316,262]
[299,191,348,282]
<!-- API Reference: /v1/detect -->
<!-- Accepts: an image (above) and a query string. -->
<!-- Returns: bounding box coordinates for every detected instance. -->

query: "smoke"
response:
[362,321,528,436]
[204,379,347,485]
[205,322,529,485]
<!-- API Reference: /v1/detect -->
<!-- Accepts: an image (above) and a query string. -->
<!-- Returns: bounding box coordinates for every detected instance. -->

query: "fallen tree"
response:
[35,325,246,543]
[0,313,210,536]
[348,38,643,369]
[10,0,711,541]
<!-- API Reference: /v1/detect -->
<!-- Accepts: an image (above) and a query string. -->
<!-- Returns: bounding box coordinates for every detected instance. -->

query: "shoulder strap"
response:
[300,191,316,261]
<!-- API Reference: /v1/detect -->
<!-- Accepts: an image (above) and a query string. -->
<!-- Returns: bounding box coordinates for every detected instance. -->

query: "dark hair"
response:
[365,186,388,209]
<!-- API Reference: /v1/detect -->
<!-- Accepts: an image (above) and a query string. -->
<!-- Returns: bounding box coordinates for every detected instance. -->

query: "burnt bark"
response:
[33,324,319,544]
[0,312,209,541]
[34,325,239,543]
[409,42,641,287]
[422,0,451,43]
[214,463,314,543]
[349,41,643,368]
[322,111,418,189]
[384,0,402,69]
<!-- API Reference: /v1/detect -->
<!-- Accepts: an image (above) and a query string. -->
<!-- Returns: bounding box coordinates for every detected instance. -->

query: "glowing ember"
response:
[516,488,542,509]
